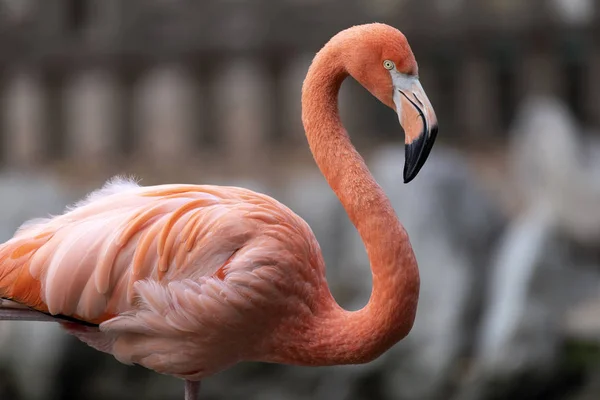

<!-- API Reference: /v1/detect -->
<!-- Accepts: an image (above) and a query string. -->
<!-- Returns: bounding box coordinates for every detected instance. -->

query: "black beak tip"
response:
[403,171,415,184]
[403,124,438,184]
[403,159,419,184]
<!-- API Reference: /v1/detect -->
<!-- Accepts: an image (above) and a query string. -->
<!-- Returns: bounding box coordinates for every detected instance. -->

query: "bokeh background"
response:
[0,0,599,399]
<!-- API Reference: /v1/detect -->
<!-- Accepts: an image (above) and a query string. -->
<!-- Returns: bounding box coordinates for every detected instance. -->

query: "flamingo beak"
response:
[392,75,438,183]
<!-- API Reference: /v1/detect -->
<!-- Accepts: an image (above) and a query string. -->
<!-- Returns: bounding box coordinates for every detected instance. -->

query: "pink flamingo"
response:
[0,23,437,399]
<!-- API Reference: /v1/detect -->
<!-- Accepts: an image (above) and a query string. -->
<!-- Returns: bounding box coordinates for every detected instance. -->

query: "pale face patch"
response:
[388,68,437,145]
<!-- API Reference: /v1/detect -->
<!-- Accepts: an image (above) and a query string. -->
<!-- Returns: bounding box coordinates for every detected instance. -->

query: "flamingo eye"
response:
[383,60,395,70]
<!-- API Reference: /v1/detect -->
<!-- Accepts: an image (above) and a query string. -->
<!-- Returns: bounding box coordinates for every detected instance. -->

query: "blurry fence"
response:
[0,0,598,173]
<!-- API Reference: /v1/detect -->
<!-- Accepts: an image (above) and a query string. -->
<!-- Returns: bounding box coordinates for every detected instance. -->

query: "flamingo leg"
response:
[185,380,200,400]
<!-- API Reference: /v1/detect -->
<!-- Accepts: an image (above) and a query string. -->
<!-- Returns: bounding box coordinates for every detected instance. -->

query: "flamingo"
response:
[0,23,438,399]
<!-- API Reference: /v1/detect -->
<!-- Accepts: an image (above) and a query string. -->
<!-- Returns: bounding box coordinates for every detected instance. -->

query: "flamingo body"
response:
[0,23,439,398]
[0,177,329,378]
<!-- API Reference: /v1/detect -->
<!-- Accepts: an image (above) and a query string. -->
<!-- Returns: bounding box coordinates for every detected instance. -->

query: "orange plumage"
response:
[0,23,438,399]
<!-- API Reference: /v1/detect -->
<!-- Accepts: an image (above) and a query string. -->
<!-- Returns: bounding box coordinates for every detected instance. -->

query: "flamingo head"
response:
[340,23,439,183]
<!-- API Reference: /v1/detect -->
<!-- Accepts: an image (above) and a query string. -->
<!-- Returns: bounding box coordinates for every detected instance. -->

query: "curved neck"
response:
[268,47,420,366]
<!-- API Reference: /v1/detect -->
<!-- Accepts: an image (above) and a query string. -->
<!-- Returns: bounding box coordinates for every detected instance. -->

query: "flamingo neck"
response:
[267,44,420,366]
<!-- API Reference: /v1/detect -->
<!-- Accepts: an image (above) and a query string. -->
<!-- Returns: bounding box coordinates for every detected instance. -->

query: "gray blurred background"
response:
[0,0,599,399]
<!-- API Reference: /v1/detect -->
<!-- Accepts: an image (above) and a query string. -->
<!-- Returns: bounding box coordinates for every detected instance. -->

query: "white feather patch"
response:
[68,175,141,211]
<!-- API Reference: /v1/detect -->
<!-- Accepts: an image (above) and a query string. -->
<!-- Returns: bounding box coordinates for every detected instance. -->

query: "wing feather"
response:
[0,176,316,327]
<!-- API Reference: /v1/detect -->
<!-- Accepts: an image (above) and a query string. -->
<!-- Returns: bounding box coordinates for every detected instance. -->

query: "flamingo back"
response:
[0,177,326,329]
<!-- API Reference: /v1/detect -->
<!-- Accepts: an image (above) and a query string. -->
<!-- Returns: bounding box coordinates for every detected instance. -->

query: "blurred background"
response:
[0,0,599,399]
